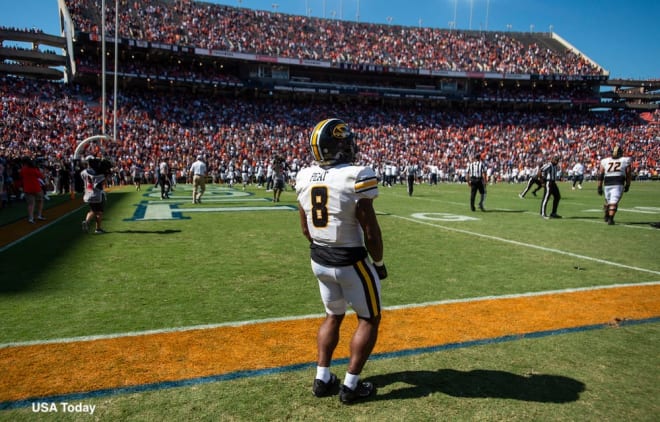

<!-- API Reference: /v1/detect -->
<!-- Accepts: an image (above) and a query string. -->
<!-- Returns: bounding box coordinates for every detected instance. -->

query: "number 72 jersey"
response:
[601,156,631,185]
[296,163,379,248]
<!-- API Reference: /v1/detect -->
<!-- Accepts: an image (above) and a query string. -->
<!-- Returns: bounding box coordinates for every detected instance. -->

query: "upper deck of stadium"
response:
[2,1,657,111]
[64,0,604,77]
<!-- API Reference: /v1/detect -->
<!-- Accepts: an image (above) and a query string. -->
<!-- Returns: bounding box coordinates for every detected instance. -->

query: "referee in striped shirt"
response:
[467,156,487,212]
[539,156,562,219]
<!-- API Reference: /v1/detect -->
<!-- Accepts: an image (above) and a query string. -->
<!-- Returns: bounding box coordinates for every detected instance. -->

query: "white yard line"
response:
[391,214,660,275]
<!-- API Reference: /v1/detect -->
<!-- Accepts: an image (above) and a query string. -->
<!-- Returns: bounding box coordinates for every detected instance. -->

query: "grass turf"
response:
[0,180,658,420]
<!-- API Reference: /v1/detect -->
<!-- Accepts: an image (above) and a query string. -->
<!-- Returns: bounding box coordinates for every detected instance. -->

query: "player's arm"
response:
[356,198,383,264]
[624,163,632,192]
[597,164,605,195]
[297,202,313,243]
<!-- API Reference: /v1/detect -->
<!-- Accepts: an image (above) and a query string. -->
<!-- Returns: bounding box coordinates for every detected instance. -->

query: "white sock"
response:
[316,366,330,383]
[343,372,360,390]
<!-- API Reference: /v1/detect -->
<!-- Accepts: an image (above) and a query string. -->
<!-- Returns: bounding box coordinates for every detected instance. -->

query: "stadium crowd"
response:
[65,0,602,76]
[1,76,658,206]
[0,2,657,205]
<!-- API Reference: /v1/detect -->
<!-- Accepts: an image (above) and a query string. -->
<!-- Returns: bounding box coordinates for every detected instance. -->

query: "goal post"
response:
[73,134,114,160]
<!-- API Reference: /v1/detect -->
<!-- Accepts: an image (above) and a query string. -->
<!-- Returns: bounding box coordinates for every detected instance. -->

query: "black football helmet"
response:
[612,145,623,158]
[309,118,357,165]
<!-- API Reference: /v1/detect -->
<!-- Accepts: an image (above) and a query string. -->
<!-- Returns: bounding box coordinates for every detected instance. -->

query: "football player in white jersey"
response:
[296,118,386,405]
[597,145,632,225]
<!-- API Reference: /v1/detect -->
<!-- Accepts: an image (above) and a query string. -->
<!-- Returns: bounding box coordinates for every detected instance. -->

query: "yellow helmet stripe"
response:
[310,119,331,161]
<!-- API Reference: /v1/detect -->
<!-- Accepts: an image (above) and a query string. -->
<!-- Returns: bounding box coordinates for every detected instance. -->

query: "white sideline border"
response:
[1,281,658,350]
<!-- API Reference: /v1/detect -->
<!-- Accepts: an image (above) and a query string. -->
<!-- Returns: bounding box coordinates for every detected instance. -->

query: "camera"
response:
[86,156,113,175]
[98,158,114,175]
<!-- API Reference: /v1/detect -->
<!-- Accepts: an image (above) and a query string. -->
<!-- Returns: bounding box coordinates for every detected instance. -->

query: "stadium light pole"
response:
[101,0,106,135]
[113,0,119,142]
[485,0,490,30]
[469,0,474,30]
[356,0,360,22]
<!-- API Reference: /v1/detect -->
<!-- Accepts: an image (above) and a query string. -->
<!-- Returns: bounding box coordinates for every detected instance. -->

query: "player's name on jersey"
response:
[309,171,328,182]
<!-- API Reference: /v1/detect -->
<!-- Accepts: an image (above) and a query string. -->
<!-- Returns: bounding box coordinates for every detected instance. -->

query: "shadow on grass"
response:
[0,194,72,227]
[367,369,585,403]
[627,221,660,228]
[0,192,128,293]
[478,209,526,213]
[113,229,181,234]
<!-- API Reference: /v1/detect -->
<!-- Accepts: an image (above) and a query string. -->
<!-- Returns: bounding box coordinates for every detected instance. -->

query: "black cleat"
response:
[339,381,376,404]
[549,213,562,219]
[313,373,339,397]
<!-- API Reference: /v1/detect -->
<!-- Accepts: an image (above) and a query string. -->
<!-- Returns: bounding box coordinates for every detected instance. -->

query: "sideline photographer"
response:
[80,155,112,234]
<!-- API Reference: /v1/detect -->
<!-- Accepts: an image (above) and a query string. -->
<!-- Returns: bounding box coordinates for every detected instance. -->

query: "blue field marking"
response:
[1,316,658,411]
[125,186,297,221]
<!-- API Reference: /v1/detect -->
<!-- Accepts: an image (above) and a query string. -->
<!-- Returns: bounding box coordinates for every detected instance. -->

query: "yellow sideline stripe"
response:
[0,283,658,402]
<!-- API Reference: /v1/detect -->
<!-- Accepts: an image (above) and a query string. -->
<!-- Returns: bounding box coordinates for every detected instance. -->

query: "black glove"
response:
[374,263,388,280]
[597,185,603,195]
[624,184,630,192]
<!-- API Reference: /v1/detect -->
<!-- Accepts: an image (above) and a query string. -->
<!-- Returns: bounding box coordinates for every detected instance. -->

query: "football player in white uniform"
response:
[597,145,632,225]
[296,118,386,405]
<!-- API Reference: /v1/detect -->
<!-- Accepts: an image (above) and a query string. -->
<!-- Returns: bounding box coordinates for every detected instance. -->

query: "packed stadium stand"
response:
[1,0,658,197]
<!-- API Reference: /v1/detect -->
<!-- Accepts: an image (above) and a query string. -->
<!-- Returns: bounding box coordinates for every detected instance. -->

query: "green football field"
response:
[0,180,658,421]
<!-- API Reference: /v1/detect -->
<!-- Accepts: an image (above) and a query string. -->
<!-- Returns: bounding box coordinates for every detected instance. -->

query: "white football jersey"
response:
[600,156,630,185]
[296,163,378,248]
